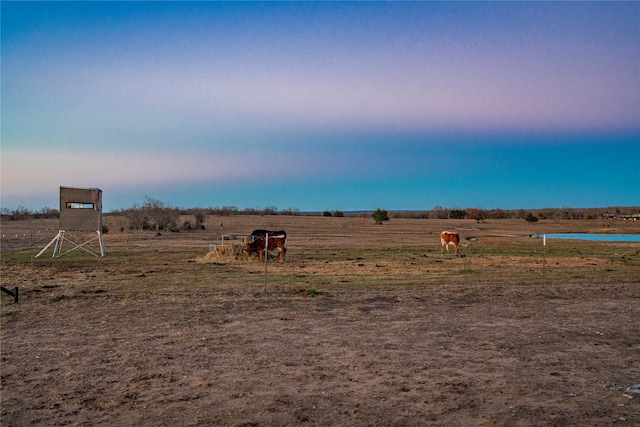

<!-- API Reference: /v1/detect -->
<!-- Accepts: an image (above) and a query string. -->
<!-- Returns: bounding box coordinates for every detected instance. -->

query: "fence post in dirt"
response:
[542,234,546,286]
[264,233,268,292]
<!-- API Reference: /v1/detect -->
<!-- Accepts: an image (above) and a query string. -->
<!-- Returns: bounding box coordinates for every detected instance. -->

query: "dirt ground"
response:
[1,216,639,426]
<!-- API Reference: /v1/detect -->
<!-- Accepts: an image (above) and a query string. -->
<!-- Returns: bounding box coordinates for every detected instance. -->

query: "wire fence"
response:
[1,229,61,252]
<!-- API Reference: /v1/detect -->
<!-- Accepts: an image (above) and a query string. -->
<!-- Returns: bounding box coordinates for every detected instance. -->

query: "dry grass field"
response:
[2,215,639,426]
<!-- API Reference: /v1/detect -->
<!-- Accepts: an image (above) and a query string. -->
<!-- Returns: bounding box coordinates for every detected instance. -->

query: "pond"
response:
[531,233,640,242]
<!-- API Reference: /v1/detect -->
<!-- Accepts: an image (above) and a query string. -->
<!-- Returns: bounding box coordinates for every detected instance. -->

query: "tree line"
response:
[107,198,303,232]
[1,206,60,220]
[2,199,638,227]
[391,206,640,221]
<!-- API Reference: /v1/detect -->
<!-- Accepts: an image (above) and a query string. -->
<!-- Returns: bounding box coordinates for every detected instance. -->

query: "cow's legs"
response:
[258,249,264,262]
[442,241,457,254]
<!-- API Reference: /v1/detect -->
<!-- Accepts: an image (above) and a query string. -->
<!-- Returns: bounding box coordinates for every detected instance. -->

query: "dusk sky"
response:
[2,1,639,213]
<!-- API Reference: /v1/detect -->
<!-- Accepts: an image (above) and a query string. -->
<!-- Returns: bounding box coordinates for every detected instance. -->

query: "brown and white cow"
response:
[244,236,286,263]
[440,231,460,254]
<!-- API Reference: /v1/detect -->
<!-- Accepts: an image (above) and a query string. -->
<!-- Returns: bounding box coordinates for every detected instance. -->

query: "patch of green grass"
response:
[50,294,68,303]
[285,288,323,297]
[306,289,321,297]
[49,294,88,303]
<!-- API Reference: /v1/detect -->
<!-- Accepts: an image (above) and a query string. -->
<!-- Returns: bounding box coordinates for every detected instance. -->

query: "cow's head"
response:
[243,237,264,253]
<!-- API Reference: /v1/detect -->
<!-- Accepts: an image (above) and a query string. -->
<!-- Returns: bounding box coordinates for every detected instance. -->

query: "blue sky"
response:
[2,1,639,213]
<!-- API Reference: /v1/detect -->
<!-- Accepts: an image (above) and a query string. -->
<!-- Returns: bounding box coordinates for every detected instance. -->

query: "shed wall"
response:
[59,187,102,231]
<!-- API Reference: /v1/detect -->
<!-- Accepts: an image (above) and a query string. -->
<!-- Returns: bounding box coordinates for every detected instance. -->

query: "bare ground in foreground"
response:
[1,216,639,426]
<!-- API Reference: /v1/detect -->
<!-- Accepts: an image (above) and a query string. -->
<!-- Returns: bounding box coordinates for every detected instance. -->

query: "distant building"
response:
[603,213,640,220]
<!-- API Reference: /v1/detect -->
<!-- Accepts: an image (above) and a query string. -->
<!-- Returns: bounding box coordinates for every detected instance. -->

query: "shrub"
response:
[467,208,484,223]
[372,208,389,224]
[450,209,467,219]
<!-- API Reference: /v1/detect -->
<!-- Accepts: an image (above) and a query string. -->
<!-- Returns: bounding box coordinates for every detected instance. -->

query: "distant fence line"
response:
[1,228,60,251]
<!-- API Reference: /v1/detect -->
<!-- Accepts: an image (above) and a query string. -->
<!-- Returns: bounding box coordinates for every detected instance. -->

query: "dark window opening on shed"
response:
[66,202,95,209]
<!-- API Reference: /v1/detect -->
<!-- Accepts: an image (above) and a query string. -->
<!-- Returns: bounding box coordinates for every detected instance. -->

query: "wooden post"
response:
[542,234,546,286]
[264,233,268,292]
